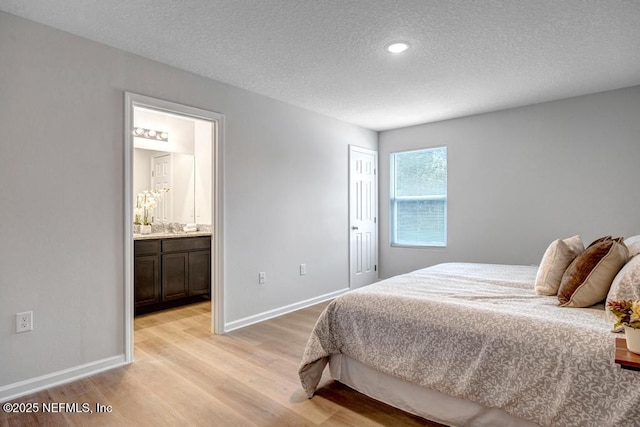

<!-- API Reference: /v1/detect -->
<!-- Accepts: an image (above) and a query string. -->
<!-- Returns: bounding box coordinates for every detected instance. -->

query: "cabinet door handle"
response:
[351,226,359,230]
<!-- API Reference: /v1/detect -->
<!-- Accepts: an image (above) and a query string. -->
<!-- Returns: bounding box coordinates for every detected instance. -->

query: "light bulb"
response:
[386,42,409,54]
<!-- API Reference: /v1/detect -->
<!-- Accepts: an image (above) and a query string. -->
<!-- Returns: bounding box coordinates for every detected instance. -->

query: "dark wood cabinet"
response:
[188,250,211,296]
[162,252,189,300]
[134,239,161,309]
[134,236,211,315]
[134,255,160,306]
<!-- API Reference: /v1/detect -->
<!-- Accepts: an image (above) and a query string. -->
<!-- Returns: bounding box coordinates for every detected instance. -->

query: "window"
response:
[390,146,447,247]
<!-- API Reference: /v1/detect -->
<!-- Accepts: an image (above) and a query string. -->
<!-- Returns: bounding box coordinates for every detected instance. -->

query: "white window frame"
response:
[390,146,448,248]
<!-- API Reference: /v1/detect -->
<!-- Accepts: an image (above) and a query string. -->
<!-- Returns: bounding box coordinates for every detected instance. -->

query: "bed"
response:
[298,262,640,427]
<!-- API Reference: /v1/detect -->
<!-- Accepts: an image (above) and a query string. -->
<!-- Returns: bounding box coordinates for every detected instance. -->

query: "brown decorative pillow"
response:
[535,235,584,296]
[586,235,612,248]
[558,238,629,307]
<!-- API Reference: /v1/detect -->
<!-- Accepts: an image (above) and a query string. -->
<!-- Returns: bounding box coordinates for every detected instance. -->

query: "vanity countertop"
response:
[133,231,212,241]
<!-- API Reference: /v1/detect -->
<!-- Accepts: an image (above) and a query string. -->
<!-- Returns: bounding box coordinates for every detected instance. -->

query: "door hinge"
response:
[151,171,155,177]
[374,217,377,223]
[375,265,377,271]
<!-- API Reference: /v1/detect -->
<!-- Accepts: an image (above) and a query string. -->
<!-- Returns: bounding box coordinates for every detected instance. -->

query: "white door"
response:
[152,154,172,223]
[349,146,378,288]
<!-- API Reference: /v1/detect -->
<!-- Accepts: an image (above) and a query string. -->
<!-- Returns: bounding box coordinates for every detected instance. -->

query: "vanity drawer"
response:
[134,239,160,256]
[162,236,211,253]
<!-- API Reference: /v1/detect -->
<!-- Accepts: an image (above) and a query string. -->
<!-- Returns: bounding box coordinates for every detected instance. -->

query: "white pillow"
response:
[535,235,584,296]
[606,254,640,331]
[624,235,640,257]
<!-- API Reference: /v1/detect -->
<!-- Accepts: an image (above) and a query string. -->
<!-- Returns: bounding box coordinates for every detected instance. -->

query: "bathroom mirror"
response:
[133,148,196,224]
[132,105,212,226]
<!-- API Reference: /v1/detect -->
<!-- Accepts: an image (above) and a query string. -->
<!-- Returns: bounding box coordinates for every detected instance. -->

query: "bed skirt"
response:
[329,354,540,427]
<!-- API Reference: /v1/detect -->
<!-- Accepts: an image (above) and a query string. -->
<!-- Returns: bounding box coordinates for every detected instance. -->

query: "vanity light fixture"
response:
[132,127,169,141]
[386,42,410,54]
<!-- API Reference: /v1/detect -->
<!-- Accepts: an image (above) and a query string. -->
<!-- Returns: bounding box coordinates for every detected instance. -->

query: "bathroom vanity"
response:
[134,233,211,315]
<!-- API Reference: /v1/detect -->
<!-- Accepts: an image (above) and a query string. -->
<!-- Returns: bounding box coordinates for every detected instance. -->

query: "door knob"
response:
[351,226,359,230]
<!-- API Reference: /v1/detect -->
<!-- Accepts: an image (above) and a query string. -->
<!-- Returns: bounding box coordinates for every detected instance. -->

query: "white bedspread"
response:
[299,263,640,427]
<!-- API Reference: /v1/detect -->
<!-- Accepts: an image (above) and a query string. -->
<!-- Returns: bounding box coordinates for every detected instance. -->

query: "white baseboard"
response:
[0,355,127,403]
[224,287,349,332]
[1,290,347,401]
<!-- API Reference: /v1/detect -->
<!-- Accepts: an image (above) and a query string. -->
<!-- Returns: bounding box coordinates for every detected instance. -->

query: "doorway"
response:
[124,93,225,363]
[349,145,379,288]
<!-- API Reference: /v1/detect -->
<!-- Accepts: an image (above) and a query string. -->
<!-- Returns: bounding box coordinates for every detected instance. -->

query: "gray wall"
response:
[0,11,376,389]
[379,86,640,278]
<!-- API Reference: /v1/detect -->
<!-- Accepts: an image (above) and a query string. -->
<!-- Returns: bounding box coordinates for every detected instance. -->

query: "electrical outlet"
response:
[16,311,33,333]
[300,264,307,276]
[258,272,266,284]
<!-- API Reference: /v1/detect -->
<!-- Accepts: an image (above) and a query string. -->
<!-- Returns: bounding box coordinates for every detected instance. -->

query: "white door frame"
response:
[124,92,225,363]
[348,145,379,288]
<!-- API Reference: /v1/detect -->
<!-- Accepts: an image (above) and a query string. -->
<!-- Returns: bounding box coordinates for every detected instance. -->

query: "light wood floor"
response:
[1,301,441,426]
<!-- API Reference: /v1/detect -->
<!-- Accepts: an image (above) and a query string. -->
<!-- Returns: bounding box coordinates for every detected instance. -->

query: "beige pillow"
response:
[558,238,629,307]
[535,235,584,296]
[624,235,640,257]
[605,254,640,331]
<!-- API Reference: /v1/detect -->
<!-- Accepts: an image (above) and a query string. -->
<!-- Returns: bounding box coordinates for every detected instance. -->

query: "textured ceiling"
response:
[1,1,640,131]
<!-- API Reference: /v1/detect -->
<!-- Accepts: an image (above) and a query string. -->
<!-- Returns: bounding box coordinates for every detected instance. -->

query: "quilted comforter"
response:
[298,263,640,427]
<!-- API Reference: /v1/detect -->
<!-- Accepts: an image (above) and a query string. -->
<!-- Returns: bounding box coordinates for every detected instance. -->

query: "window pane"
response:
[395,147,447,197]
[394,199,446,246]
[391,147,447,247]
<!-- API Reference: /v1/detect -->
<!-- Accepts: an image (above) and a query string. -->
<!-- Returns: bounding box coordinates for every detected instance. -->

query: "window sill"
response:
[390,244,447,249]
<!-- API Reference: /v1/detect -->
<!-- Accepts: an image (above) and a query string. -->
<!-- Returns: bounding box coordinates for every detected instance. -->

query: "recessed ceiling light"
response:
[386,42,409,54]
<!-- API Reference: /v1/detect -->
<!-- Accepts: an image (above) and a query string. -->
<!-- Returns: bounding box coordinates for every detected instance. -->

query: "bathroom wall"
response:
[133,108,195,154]
[194,120,212,224]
